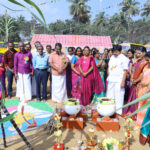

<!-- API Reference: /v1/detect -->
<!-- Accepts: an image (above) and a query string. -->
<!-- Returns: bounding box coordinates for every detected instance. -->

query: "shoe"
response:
[42,100,46,102]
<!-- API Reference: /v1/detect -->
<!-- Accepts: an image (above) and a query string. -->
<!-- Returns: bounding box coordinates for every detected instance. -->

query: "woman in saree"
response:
[136,52,150,129]
[123,47,147,120]
[79,46,104,106]
[71,47,83,100]
[92,49,106,103]
[140,107,150,146]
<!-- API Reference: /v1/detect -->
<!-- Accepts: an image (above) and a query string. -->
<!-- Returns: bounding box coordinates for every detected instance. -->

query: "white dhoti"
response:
[16,73,32,102]
[52,74,68,103]
[106,82,125,115]
[31,76,36,96]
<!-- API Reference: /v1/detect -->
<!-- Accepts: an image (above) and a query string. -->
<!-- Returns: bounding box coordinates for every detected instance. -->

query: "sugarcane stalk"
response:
[0,111,7,147]
[1,102,33,150]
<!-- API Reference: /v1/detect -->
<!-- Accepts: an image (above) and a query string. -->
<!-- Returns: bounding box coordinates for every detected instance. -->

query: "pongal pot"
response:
[97,97,116,116]
[64,98,81,115]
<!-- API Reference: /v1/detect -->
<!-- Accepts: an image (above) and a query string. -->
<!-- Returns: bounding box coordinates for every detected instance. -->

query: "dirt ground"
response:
[0,81,149,150]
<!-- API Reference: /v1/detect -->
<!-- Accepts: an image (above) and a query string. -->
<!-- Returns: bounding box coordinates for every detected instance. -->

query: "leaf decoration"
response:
[117,92,150,111]
[0,111,17,124]
[6,0,48,31]
[24,0,46,24]
[124,101,150,118]
[8,0,25,8]
[0,3,23,11]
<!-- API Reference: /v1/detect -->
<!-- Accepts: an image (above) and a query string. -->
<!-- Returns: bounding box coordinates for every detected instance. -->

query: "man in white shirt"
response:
[31,41,41,97]
[106,45,129,115]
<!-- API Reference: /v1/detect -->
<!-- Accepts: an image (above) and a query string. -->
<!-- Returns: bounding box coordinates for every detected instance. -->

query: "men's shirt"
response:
[107,54,129,83]
[49,51,69,76]
[33,53,49,70]
[31,49,38,58]
[14,51,33,74]
[4,49,17,68]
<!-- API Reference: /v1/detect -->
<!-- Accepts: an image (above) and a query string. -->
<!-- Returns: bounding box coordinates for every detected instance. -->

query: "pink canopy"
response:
[31,34,112,48]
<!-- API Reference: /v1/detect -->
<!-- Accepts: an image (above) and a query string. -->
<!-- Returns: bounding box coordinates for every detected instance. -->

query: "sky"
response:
[0,0,147,24]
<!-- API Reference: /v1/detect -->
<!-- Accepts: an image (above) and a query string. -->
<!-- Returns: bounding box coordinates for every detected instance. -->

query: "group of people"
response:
[1,41,150,146]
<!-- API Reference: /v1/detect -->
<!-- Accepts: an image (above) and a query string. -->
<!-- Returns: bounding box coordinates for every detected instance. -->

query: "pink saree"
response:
[71,56,81,100]
[79,56,104,106]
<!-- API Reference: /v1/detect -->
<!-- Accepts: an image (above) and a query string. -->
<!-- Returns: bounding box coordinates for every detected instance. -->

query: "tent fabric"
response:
[31,34,112,48]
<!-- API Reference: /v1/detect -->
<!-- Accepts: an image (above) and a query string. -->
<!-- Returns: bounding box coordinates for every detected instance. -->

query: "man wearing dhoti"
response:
[107,45,129,115]
[14,42,33,102]
[49,43,69,103]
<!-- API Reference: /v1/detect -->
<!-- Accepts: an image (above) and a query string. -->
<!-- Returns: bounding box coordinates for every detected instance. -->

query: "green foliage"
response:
[0,111,17,124]
[67,0,91,24]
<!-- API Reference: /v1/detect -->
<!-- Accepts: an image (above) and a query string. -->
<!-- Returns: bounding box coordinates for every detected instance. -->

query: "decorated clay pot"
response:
[97,97,116,117]
[64,99,81,115]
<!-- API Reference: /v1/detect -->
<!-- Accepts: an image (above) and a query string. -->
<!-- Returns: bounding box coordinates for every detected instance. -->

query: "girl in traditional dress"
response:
[136,52,150,129]
[92,49,106,103]
[79,46,104,106]
[71,47,83,100]
[123,47,147,120]
[0,54,7,98]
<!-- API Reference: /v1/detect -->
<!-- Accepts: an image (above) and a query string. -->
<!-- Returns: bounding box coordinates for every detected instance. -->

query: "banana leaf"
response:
[0,111,17,124]
[124,101,150,118]
[116,92,150,111]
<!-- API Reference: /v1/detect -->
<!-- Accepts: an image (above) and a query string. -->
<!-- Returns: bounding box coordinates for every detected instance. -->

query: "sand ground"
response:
[0,80,149,150]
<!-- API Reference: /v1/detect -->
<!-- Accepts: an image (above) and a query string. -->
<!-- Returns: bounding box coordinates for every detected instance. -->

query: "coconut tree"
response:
[121,0,140,17]
[121,0,140,42]
[108,13,128,43]
[67,0,91,24]
[141,0,150,18]
[93,12,107,34]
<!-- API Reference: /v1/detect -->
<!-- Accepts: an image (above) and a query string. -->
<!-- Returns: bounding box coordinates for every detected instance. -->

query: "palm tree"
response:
[93,12,107,35]
[121,0,140,42]
[109,13,128,43]
[67,0,91,24]
[141,0,150,18]
[121,0,140,17]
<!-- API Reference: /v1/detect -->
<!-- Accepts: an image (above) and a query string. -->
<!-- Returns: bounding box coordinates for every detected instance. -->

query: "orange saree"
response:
[136,65,150,128]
